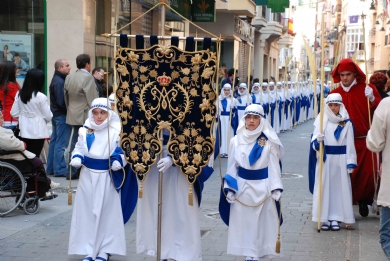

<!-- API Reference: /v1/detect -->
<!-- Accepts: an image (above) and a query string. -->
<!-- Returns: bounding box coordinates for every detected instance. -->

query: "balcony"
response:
[260,21,283,42]
[278,32,295,48]
[217,0,256,17]
[252,5,267,29]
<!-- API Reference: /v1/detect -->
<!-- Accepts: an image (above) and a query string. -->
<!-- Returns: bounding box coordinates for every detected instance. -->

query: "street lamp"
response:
[370,0,376,10]
[376,11,389,31]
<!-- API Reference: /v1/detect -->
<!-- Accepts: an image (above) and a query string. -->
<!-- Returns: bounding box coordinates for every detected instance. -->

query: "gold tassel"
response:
[139,182,143,198]
[275,234,281,253]
[188,185,193,206]
[68,189,72,205]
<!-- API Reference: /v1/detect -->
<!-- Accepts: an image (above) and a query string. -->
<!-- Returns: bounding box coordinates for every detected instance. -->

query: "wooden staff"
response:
[228,50,240,150]
[156,3,166,260]
[247,45,252,104]
[361,12,378,213]
[317,11,326,233]
[283,56,292,132]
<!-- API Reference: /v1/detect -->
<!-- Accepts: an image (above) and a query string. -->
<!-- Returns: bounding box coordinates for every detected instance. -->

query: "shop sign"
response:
[235,18,254,42]
[255,0,290,13]
[191,0,216,22]
[137,0,191,21]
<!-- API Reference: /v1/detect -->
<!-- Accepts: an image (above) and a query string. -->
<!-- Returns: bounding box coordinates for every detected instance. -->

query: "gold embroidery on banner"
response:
[116,44,217,187]
[338,121,346,127]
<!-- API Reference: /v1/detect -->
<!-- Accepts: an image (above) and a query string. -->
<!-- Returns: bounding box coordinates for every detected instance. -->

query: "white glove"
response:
[365,86,375,102]
[157,157,173,172]
[272,190,282,201]
[69,157,82,169]
[226,191,236,204]
[111,160,122,171]
[347,168,354,174]
[317,133,325,142]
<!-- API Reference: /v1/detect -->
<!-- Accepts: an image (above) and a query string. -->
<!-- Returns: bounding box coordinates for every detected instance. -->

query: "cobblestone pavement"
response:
[0,119,387,261]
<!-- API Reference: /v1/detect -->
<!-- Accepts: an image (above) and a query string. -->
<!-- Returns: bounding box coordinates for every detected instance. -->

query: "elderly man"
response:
[330,58,381,217]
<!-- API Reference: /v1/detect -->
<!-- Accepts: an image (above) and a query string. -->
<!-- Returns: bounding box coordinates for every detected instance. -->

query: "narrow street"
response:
[0,120,386,261]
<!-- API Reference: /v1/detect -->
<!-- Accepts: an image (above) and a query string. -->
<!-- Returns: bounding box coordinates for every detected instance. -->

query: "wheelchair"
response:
[0,150,53,217]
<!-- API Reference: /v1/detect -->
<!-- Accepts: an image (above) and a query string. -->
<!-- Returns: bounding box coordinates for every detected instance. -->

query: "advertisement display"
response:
[0,33,34,86]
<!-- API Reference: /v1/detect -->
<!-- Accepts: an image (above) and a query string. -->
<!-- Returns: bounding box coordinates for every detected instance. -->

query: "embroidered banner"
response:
[116,41,217,188]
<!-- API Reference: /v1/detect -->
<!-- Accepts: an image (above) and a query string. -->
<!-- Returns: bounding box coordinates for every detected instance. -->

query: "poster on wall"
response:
[0,33,34,86]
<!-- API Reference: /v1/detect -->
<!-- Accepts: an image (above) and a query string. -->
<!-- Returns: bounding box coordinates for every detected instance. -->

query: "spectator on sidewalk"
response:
[0,61,21,130]
[0,110,59,199]
[367,97,390,259]
[64,54,98,180]
[92,67,105,97]
[46,59,72,177]
[370,72,388,100]
[10,69,52,157]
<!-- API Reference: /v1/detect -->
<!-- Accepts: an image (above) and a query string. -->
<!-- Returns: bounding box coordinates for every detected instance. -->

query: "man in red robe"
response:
[331,58,381,217]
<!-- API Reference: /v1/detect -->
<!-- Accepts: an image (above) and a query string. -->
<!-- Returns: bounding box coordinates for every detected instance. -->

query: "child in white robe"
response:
[68,98,127,261]
[219,83,234,158]
[234,82,252,120]
[219,104,284,261]
[310,93,357,231]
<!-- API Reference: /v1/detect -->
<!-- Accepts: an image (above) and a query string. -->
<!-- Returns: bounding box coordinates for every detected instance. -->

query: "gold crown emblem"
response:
[157,72,172,87]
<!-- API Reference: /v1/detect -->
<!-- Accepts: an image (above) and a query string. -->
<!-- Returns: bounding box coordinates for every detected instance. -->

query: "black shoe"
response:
[40,194,58,201]
[359,201,369,217]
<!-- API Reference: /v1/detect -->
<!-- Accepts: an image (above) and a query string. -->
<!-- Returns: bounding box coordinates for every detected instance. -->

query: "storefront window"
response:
[0,0,46,87]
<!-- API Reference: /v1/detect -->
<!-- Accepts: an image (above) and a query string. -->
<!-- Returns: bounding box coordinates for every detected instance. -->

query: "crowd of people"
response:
[2,55,390,261]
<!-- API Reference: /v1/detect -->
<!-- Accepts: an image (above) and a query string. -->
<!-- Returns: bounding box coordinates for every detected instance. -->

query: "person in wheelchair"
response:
[0,110,60,200]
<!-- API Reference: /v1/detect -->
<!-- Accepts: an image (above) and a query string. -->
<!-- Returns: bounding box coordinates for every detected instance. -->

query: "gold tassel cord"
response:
[188,184,193,206]
[275,199,282,253]
[139,181,143,198]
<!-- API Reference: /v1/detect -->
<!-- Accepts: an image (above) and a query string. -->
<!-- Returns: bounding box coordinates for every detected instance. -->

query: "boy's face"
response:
[328,103,340,115]
[111,103,115,111]
[269,85,274,91]
[277,85,282,90]
[239,87,245,94]
[92,108,108,125]
[262,86,267,91]
[223,89,230,96]
[253,86,259,92]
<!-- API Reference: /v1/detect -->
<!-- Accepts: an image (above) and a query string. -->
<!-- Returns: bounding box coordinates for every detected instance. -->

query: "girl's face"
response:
[4,45,8,50]
[92,108,108,125]
[262,86,267,91]
[245,114,261,131]
[253,86,259,92]
[328,103,340,115]
[239,87,246,94]
[223,88,230,96]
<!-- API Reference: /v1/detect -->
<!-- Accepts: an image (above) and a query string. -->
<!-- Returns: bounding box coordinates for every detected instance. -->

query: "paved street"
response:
[0,119,387,261]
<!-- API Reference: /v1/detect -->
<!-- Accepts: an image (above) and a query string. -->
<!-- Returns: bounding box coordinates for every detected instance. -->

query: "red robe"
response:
[331,83,381,204]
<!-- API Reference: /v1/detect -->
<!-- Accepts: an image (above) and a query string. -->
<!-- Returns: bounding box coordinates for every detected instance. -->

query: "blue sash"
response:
[325,145,346,155]
[238,166,268,180]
